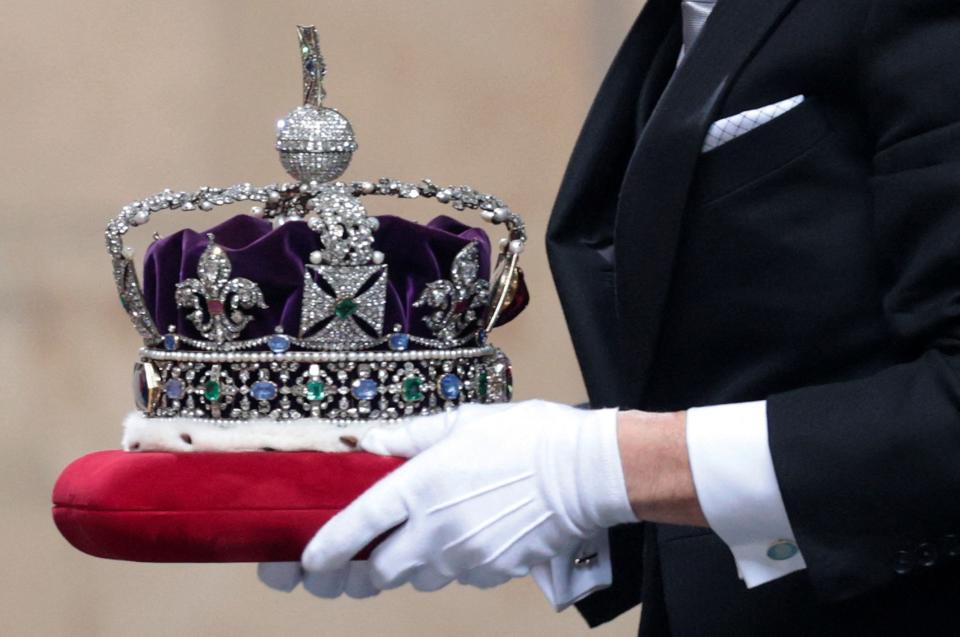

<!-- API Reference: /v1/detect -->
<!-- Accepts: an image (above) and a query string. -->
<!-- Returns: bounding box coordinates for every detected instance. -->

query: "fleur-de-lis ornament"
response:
[414,242,490,343]
[174,235,267,344]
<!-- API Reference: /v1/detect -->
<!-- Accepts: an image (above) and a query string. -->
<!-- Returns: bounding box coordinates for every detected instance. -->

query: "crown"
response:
[107,26,527,437]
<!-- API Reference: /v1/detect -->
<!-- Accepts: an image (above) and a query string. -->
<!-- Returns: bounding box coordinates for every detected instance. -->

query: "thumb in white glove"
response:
[301,399,637,593]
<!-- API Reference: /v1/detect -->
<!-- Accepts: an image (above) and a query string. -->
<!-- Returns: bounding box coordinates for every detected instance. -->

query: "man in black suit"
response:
[269,0,960,634]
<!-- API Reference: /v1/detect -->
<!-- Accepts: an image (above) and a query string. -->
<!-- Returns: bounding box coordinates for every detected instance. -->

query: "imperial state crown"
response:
[105,26,528,451]
[54,24,528,565]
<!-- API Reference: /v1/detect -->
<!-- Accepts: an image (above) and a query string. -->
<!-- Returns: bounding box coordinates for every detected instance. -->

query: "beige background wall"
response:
[0,1,646,635]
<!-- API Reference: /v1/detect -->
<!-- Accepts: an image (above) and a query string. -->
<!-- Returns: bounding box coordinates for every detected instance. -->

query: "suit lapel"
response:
[548,0,678,244]
[614,0,800,406]
[547,0,679,407]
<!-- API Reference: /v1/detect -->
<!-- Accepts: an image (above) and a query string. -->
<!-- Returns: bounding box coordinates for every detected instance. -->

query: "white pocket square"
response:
[702,94,805,153]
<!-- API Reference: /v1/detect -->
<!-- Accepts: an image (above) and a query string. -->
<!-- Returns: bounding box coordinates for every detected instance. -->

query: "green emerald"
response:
[478,371,489,398]
[335,298,358,319]
[204,380,221,401]
[402,376,424,402]
[307,380,325,401]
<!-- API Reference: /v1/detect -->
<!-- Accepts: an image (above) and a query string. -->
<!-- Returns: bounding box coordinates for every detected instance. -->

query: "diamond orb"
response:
[276,105,357,183]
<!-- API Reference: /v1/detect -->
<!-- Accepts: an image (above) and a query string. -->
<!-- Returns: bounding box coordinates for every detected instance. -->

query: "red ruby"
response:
[453,299,470,314]
[207,299,225,316]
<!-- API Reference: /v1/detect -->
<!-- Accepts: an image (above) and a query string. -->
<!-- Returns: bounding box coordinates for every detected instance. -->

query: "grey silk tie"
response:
[679,0,718,60]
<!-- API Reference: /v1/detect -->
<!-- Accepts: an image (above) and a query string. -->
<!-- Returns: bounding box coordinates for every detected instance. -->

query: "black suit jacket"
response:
[546,0,960,635]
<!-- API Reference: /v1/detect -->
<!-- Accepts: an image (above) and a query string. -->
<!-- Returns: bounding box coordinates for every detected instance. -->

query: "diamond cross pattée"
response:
[299,264,388,349]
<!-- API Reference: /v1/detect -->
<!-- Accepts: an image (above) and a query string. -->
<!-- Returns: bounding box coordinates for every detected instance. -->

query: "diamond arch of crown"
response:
[105,177,527,349]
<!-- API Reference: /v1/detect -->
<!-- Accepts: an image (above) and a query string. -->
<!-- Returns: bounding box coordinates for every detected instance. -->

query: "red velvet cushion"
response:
[52,450,404,562]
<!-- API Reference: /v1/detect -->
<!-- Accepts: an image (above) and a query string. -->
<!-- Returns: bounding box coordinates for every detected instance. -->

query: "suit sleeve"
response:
[767,0,960,603]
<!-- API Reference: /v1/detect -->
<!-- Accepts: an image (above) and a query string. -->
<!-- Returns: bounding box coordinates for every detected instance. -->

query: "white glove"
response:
[300,399,637,594]
[257,561,380,599]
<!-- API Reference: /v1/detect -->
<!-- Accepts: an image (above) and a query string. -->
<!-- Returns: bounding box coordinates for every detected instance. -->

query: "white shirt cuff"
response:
[530,532,612,611]
[686,400,807,587]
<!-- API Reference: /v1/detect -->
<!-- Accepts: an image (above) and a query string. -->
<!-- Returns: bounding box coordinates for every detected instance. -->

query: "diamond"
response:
[352,378,378,400]
[268,333,291,353]
[402,376,424,402]
[251,381,278,401]
[438,374,461,400]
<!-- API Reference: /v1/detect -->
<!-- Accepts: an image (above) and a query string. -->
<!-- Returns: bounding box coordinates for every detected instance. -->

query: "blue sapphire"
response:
[476,330,488,346]
[251,381,278,401]
[352,379,378,401]
[164,378,185,401]
[163,333,177,351]
[268,333,291,353]
[305,58,317,75]
[133,363,148,410]
[388,333,410,351]
[438,373,462,400]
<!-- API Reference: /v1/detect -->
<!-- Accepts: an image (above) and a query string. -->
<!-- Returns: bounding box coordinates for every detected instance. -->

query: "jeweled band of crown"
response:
[108,26,526,424]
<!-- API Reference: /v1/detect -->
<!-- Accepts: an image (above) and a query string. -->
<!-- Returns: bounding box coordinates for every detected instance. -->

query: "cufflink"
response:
[766,539,799,561]
[573,552,599,568]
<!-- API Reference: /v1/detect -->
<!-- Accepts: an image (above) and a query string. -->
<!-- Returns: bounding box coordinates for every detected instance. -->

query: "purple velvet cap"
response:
[142,214,524,345]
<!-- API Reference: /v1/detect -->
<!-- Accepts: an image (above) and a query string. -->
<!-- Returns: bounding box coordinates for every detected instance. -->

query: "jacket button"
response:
[942,534,960,558]
[894,548,917,575]
[918,542,938,567]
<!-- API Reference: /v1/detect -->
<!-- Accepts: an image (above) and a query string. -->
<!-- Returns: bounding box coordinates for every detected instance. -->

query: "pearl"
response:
[267,190,281,204]
[309,251,323,264]
[508,239,525,254]
[479,209,495,222]
[372,250,385,264]
[493,207,509,223]
[250,206,263,217]
[367,216,379,231]
[199,201,214,211]
[359,181,375,194]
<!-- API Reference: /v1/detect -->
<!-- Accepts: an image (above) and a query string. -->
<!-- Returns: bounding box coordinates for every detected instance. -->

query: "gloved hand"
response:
[258,561,380,598]
[300,399,637,593]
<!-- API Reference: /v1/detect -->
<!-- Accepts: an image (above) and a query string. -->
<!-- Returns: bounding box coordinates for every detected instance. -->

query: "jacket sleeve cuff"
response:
[686,400,807,587]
